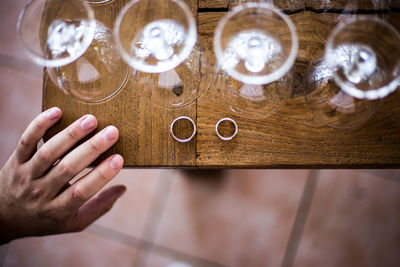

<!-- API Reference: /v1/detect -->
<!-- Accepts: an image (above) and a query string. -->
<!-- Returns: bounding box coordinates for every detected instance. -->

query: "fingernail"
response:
[80,115,96,130]
[103,126,118,141]
[109,154,123,170]
[46,107,61,120]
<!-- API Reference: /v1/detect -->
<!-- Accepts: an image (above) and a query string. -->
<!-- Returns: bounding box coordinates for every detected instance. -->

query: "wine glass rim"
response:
[86,0,114,4]
[326,16,400,99]
[213,2,298,85]
[16,0,96,68]
[113,0,197,73]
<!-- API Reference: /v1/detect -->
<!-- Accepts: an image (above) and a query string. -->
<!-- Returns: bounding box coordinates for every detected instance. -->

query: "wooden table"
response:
[43,0,400,168]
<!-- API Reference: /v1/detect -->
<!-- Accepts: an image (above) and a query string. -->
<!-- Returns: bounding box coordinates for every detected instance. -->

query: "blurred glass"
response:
[86,0,114,4]
[230,0,306,11]
[214,2,298,118]
[17,0,128,102]
[305,16,400,129]
[114,0,211,108]
[307,0,390,43]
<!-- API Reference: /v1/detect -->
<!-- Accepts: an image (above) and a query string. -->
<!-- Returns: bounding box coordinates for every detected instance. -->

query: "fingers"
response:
[44,126,120,195]
[66,185,126,232]
[14,107,62,163]
[28,114,98,178]
[52,154,124,212]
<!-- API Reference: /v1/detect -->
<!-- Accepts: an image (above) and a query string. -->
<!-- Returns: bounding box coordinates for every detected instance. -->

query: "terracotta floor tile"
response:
[94,169,164,238]
[133,241,227,267]
[358,169,400,182]
[0,65,42,166]
[4,231,136,267]
[293,170,400,267]
[144,252,221,267]
[151,170,309,267]
[143,252,173,267]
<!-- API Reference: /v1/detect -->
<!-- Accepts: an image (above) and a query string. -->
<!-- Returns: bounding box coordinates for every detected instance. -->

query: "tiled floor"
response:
[293,170,400,267]
[150,170,308,267]
[1,1,400,267]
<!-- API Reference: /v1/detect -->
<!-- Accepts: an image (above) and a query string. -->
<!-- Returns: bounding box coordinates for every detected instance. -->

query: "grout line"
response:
[0,53,43,77]
[280,170,319,267]
[132,172,175,267]
[88,223,226,267]
[87,224,141,247]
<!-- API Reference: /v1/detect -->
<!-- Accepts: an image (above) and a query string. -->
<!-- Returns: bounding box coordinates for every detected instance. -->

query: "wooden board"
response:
[43,1,400,168]
[43,0,198,167]
[199,0,228,9]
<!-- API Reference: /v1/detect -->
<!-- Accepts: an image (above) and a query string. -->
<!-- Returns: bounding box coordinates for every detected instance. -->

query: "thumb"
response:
[67,185,126,232]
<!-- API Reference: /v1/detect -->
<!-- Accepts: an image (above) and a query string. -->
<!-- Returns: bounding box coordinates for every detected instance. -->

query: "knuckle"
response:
[88,138,103,152]
[39,206,63,223]
[34,116,49,132]
[37,146,55,163]
[19,134,31,149]
[66,126,80,140]
[9,186,24,200]
[30,186,46,201]
[97,167,110,183]
[72,185,89,202]
[8,173,28,198]
[58,161,76,177]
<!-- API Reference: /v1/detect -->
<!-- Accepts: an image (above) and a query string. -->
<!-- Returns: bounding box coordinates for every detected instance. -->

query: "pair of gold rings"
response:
[170,116,238,143]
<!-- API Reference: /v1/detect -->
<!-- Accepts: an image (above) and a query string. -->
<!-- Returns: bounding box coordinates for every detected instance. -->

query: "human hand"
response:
[0,107,126,243]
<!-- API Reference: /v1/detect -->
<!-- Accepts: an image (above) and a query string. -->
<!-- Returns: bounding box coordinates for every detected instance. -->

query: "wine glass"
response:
[231,0,305,11]
[86,0,113,4]
[213,2,298,118]
[304,16,400,129]
[17,0,128,103]
[114,0,211,109]
[308,0,390,43]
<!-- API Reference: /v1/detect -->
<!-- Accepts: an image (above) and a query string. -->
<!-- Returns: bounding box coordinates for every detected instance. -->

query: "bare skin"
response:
[0,107,126,242]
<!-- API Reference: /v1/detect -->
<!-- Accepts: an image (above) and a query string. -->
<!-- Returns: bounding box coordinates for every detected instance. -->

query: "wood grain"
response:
[43,1,400,168]
[196,10,400,168]
[306,0,390,11]
[199,0,229,9]
[43,0,198,167]
[230,0,389,11]
[229,0,305,11]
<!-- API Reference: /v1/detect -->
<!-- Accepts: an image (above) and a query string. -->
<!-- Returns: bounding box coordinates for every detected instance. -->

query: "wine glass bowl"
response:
[114,0,196,74]
[310,0,390,43]
[213,2,298,118]
[46,21,129,102]
[114,0,211,109]
[325,16,400,100]
[304,16,400,129]
[86,0,114,4]
[214,2,298,85]
[18,0,128,103]
[214,68,293,118]
[135,40,212,108]
[17,0,96,68]
[304,54,380,129]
